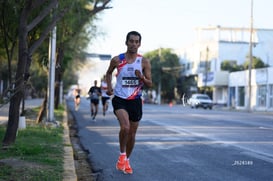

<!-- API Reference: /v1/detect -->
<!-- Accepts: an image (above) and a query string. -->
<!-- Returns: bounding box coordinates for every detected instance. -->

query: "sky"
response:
[87,0,273,56]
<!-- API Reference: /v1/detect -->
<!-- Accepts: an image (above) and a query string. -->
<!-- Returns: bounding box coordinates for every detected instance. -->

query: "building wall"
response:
[180,26,273,111]
[228,67,273,111]
[181,26,273,72]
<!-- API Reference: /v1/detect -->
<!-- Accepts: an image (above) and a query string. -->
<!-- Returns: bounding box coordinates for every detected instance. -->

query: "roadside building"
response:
[229,67,273,111]
[180,25,273,111]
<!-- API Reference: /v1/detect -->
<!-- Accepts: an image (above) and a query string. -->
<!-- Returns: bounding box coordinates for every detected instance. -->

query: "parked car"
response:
[188,94,213,109]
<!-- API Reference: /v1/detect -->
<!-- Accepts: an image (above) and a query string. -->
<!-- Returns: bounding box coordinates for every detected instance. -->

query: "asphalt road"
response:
[66,98,273,181]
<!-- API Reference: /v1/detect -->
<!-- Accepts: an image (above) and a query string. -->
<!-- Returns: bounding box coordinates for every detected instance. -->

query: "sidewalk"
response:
[0,98,44,125]
[0,101,10,126]
[0,98,77,181]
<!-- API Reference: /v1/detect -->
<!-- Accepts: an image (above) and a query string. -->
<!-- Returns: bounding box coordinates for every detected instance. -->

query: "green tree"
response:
[221,60,243,72]
[243,56,268,69]
[0,0,20,99]
[145,48,180,103]
[1,0,112,147]
[221,56,268,73]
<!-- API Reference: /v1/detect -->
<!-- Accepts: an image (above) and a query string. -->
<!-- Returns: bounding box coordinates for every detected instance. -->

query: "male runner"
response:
[105,31,152,174]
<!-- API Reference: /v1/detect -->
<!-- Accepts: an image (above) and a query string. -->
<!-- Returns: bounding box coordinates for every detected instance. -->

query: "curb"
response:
[1,100,77,180]
[62,105,77,181]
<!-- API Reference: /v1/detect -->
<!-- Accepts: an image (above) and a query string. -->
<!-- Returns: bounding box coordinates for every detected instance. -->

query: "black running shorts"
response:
[112,96,142,122]
[101,97,110,106]
[91,99,99,105]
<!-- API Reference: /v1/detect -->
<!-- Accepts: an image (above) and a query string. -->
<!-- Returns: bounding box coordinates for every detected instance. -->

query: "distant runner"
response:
[88,80,101,121]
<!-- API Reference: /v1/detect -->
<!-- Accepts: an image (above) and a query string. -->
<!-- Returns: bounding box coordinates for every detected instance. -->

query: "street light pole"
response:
[157,48,162,105]
[248,0,253,112]
[158,72,161,105]
[205,46,209,94]
[47,3,58,122]
[47,24,56,122]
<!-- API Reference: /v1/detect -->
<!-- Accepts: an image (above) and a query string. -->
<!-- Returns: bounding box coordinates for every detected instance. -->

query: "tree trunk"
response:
[2,3,29,147]
[54,47,63,109]
[36,95,47,124]
[20,90,25,116]
[54,82,59,109]
[2,92,22,147]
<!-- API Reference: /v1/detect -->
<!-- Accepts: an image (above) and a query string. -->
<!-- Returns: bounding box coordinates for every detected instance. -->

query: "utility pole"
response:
[47,25,56,122]
[204,46,209,94]
[158,72,161,105]
[59,81,63,104]
[47,5,57,122]
[157,48,162,105]
[248,0,253,112]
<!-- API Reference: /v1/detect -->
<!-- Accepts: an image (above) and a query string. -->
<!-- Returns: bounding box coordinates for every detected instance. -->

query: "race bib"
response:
[91,92,99,99]
[122,77,139,87]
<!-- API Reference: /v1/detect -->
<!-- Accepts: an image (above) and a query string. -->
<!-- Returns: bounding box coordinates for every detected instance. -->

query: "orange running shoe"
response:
[116,154,126,171]
[124,159,133,174]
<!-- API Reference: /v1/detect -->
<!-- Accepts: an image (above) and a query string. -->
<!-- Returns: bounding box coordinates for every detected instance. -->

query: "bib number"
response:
[122,77,139,87]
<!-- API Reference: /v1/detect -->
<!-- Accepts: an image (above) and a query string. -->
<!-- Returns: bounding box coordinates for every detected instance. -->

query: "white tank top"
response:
[101,81,110,98]
[114,53,143,100]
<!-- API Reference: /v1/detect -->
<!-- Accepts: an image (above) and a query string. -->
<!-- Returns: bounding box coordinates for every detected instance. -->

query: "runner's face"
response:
[126,35,141,53]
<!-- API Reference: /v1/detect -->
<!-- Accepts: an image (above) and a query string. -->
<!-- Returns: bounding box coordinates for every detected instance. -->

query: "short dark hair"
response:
[126,31,142,44]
